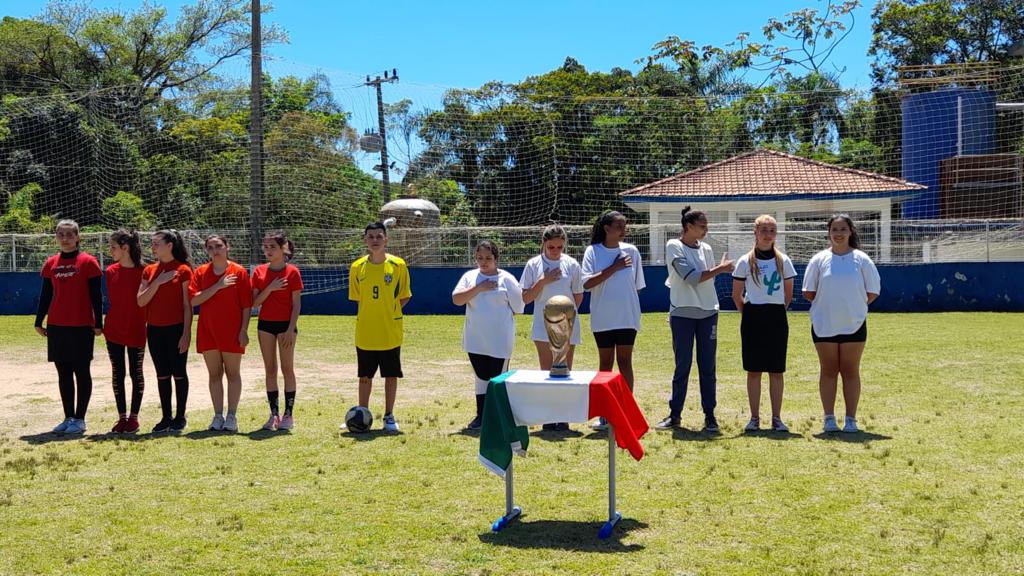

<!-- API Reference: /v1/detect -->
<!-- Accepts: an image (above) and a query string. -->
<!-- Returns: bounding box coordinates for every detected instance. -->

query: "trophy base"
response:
[548,365,570,379]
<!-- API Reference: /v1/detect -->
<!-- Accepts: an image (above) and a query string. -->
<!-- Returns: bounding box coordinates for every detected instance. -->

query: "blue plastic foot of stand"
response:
[492,506,522,532]
[598,512,622,539]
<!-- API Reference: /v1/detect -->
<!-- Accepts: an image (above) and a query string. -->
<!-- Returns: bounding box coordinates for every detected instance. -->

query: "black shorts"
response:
[257,320,296,335]
[593,328,637,349]
[468,353,509,382]
[741,304,788,373]
[47,325,95,364]
[812,321,867,344]
[357,347,402,378]
[147,323,188,378]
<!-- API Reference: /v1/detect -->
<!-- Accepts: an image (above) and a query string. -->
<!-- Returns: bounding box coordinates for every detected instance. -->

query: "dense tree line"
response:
[0,0,1021,235]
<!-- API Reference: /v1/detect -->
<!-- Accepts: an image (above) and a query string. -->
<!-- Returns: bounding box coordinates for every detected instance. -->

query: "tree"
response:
[0,182,55,232]
[101,191,155,229]
[869,0,1024,86]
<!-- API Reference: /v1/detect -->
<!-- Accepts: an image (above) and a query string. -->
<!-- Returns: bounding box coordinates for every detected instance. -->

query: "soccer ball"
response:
[345,406,373,433]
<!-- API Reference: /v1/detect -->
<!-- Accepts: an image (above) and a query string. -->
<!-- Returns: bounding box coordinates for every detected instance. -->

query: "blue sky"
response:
[6,1,879,168]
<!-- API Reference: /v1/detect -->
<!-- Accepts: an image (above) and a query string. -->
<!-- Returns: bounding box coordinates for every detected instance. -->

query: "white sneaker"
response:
[590,417,608,431]
[52,417,73,434]
[209,414,225,431]
[65,418,86,435]
[842,416,860,433]
[744,417,760,432]
[223,413,238,432]
[823,414,840,433]
[382,413,399,432]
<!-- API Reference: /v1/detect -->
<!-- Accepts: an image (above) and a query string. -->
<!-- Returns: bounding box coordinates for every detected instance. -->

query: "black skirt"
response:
[740,303,788,373]
[47,325,95,364]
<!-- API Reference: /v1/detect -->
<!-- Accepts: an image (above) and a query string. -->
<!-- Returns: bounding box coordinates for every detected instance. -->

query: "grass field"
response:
[1,312,1022,575]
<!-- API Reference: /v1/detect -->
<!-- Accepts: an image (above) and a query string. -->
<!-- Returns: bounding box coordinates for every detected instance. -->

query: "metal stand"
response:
[599,424,622,539]
[490,424,623,539]
[491,460,521,532]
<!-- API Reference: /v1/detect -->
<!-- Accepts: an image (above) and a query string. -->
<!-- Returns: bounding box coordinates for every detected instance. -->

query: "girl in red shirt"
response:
[35,220,103,435]
[104,230,146,434]
[138,230,193,433]
[189,234,253,433]
[251,231,303,431]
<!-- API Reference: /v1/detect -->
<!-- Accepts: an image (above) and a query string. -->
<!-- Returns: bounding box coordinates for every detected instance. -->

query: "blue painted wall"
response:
[4,262,1022,315]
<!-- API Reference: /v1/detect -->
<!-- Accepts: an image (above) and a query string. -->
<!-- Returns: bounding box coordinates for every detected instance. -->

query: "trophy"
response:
[543,295,576,378]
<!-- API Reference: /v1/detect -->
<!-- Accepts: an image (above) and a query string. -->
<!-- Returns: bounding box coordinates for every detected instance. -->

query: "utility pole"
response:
[365,70,399,203]
[249,0,263,264]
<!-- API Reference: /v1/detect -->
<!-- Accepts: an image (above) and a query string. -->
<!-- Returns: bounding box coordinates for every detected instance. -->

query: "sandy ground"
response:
[1,348,470,432]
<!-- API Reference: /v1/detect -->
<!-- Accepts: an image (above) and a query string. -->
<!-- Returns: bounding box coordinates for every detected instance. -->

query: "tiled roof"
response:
[620,149,926,198]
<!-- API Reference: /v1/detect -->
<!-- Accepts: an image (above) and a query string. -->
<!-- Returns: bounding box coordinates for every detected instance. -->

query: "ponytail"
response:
[680,206,705,232]
[110,229,143,267]
[590,210,622,245]
[264,230,296,261]
[155,229,192,268]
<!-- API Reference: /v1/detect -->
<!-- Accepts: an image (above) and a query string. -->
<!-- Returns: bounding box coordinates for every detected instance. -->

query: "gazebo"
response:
[620,149,927,263]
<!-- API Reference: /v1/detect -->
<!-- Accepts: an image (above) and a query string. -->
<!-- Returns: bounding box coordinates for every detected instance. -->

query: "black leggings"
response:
[55,361,92,420]
[107,341,145,416]
[147,324,189,420]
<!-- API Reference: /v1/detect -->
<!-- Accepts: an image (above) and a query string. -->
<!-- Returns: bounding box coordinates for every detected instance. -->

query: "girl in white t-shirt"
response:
[802,214,881,434]
[731,215,796,433]
[655,206,734,434]
[521,224,585,431]
[452,240,525,431]
[581,210,646,430]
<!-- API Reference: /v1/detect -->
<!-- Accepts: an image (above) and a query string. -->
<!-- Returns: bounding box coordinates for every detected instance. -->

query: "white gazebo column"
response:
[649,205,665,264]
[776,209,787,253]
[880,200,892,263]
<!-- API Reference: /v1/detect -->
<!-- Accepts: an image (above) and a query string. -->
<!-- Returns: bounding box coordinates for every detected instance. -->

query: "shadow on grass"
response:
[478,518,647,552]
[448,428,480,438]
[530,428,585,443]
[341,429,403,442]
[244,428,292,441]
[813,430,892,442]
[18,432,86,444]
[733,430,805,441]
[668,427,723,442]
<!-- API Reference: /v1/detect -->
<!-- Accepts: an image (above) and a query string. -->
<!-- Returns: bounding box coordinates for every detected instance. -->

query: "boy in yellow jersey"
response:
[348,222,412,432]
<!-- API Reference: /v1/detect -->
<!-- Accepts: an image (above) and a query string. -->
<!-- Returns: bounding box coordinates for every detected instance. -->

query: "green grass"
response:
[1,313,1023,575]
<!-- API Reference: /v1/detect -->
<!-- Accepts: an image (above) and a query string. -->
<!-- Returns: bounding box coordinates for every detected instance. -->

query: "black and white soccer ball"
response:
[345,406,373,433]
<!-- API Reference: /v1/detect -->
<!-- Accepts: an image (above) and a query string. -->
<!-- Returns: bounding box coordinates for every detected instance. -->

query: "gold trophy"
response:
[544,295,576,378]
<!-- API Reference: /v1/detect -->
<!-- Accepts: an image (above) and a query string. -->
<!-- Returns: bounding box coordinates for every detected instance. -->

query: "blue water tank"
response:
[901,88,996,218]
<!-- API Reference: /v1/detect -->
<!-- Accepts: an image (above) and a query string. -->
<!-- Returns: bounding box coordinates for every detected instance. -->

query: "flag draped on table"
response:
[478,370,648,477]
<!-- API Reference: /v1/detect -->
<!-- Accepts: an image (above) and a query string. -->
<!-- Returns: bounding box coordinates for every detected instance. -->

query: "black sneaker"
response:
[170,416,188,432]
[151,418,172,434]
[466,416,482,431]
[703,415,720,433]
[555,422,570,431]
[655,415,681,430]
[542,423,558,431]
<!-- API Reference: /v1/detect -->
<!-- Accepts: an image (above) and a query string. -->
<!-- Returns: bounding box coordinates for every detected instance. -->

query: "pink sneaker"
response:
[279,414,294,430]
[262,414,280,431]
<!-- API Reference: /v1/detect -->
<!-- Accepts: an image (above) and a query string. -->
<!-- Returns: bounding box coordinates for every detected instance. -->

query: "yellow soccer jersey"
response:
[349,254,412,350]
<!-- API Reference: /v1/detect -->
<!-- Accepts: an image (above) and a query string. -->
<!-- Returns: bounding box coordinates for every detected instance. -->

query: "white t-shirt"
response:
[665,239,720,312]
[520,254,584,343]
[581,242,646,332]
[733,252,797,305]
[453,269,525,358]
[803,249,881,337]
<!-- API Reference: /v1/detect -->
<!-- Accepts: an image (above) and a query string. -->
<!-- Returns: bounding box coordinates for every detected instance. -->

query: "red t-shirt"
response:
[41,251,101,327]
[251,263,303,322]
[104,263,146,347]
[142,260,193,327]
[189,261,253,353]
